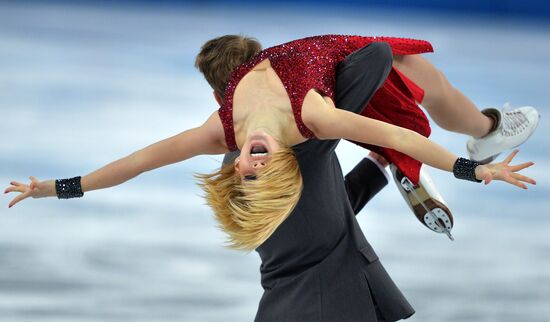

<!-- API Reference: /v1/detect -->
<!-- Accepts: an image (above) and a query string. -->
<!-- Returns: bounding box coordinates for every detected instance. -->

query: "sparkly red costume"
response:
[218,34,434,184]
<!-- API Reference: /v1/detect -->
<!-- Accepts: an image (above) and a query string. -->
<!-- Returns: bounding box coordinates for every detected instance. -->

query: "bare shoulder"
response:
[200,111,229,153]
[252,58,271,71]
[301,89,338,139]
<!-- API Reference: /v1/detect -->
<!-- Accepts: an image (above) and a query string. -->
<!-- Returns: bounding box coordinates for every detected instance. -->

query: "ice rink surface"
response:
[1,2,549,321]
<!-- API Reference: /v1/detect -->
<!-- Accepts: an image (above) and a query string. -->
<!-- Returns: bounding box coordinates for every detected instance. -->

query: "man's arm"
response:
[345,153,390,215]
[335,42,393,215]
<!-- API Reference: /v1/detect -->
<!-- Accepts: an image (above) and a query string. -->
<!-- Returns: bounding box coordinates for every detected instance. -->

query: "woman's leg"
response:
[392,54,494,138]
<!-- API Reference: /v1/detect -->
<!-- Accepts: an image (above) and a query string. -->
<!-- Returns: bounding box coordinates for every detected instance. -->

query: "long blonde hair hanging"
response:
[196,147,303,251]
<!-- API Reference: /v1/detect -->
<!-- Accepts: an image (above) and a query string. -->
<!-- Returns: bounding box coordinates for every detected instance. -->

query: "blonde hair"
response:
[196,148,303,251]
[195,34,262,101]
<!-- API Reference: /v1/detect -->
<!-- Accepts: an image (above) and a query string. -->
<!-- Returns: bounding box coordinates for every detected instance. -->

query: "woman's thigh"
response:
[392,54,451,107]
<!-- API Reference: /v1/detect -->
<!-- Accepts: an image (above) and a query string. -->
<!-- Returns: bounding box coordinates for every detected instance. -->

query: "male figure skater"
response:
[214,39,538,321]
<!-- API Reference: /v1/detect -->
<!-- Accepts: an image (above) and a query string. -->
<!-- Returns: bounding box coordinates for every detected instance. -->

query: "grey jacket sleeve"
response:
[222,151,240,165]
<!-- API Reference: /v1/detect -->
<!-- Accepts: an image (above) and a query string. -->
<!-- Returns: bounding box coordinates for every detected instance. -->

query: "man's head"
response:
[195,35,262,104]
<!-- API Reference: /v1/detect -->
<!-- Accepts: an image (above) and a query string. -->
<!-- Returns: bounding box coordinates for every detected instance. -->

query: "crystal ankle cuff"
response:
[453,158,482,183]
[55,176,84,199]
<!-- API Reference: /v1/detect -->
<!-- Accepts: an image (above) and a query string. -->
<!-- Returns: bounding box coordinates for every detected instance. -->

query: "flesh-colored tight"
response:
[393,54,494,138]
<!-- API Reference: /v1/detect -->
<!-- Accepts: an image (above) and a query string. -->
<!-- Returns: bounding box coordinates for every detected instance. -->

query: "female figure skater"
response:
[194,34,537,249]
[5,35,537,321]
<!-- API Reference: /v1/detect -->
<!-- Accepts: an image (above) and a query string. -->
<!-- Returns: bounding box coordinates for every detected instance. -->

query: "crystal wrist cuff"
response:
[55,176,84,199]
[453,158,482,183]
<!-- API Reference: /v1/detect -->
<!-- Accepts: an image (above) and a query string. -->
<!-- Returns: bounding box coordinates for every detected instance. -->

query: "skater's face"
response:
[234,131,281,181]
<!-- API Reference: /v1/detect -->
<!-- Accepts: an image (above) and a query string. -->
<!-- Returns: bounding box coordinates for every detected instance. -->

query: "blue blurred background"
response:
[1,1,549,321]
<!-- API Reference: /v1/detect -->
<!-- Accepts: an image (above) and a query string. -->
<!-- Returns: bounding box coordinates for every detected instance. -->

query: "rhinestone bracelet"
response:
[55,176,84,199]
[452,158,482,183]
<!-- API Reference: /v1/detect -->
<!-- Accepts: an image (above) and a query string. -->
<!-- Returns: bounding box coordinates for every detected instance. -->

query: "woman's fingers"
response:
[8,191,30,208]
[510,172,536,185]
[5,177,38,193]
[5,178,39,207]
[509,161,535,172]
[502,173,528,189]
[5,183,27,194]
[483,155,535,189]
[503,149,520,164]
[4,186,16,194]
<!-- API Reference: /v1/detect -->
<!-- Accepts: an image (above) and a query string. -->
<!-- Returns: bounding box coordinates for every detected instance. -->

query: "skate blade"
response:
[400,176,455,241]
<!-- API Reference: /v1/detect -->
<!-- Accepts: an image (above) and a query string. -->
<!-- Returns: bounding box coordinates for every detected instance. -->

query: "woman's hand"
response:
[474,149,536,189]
[4,176,56,208]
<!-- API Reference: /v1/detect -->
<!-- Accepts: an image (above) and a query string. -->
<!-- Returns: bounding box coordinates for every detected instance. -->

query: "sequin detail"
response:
[218,34,434,184]
[453,158,482,183]
[55,176,84,199]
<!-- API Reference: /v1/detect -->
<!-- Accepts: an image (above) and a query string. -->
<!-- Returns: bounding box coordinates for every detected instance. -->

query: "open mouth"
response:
[250,144,268,157]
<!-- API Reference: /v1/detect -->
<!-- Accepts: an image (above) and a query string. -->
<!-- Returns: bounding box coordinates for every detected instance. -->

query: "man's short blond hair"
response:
[196,148,303,251]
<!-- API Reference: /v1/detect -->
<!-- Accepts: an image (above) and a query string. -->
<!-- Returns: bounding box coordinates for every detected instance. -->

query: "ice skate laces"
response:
[501,102,528,137]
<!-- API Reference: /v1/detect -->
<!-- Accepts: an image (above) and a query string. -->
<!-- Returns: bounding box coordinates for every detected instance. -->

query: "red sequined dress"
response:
[218,34,434,185]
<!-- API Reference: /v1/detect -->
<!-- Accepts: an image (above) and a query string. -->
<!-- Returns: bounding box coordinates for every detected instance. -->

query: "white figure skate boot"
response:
[390,164,454,241]
[467,105,540,164]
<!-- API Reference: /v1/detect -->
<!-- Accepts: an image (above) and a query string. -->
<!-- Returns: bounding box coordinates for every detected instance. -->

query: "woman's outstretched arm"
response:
[81,111,227,192]
[303,95,536,189]
[4,111,227,207]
